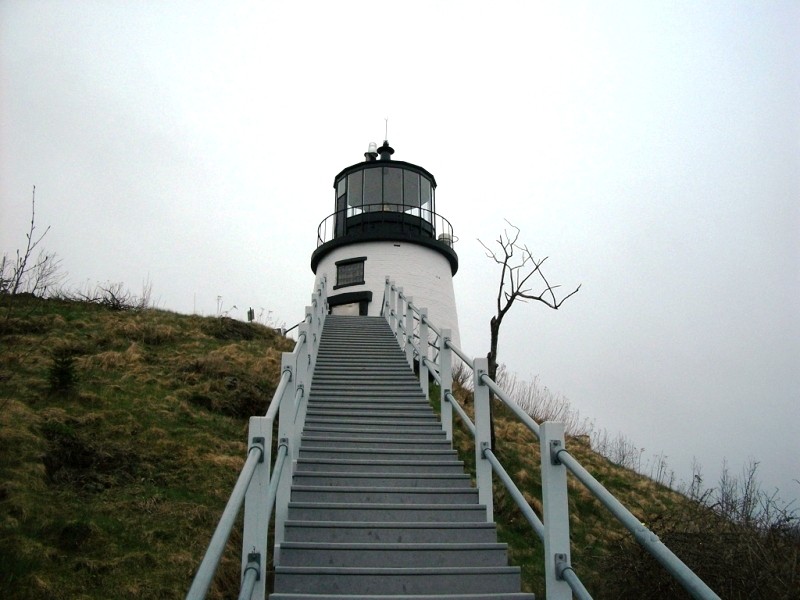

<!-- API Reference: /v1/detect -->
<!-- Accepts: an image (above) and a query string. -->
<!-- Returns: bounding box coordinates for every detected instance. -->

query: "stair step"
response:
[305,408,432,419]
[305,399,430,408]
[282,521,500,543]
[312,373,417,380]
[304,417,442,429]
[292,473,471,487]
[299,447,457,461]
[290,486,478,504]
[300,436,451,450]
[315,356,409,363]
[301,426,445,438]
[269,594,535,600]
[308,395,428,403]
[287,503,488,523]
[273,566,524,595]
[296,459,465,474]
[309,392,425,399]
[278,542,510,568]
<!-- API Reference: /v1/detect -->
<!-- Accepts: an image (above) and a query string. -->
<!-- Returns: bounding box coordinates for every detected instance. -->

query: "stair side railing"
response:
[186,276,328,600]
[382,278,720,600]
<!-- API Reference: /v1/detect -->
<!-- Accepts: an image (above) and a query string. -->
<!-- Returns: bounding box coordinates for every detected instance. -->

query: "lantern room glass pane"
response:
[403,170,420,208]
[347,172,363,207]
[363,167,382,208]
[383,167,402,210]
[420,177,432,207]
[337,177,346,198]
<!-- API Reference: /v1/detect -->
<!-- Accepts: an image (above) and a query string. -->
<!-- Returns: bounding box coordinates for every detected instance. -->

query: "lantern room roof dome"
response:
[333,141,437,189]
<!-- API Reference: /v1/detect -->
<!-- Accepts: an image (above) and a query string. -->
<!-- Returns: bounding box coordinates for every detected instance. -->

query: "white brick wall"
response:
[315,240,461,347]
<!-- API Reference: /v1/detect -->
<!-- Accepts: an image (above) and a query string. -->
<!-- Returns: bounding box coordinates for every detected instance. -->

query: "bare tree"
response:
[479,220,581,384]
[0,186,63,297]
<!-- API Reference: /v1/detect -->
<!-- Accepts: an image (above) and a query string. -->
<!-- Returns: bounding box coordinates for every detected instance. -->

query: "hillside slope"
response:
[0,295,293,599]
[1,296,796,599]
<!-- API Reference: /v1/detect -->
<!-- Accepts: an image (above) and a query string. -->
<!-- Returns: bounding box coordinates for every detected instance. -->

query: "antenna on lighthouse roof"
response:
[384,117,389,142]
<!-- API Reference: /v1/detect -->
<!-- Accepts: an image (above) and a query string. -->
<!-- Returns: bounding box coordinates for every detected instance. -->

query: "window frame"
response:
[334,256,367,290]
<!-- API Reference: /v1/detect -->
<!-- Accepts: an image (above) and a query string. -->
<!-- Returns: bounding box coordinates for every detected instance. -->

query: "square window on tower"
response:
[335,257,366,289]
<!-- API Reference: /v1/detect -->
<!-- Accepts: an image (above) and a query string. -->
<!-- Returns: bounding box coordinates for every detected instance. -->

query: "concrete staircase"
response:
[270,315,534,600]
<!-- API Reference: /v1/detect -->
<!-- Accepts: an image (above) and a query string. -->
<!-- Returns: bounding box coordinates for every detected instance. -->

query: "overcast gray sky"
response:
[2,1,798,504]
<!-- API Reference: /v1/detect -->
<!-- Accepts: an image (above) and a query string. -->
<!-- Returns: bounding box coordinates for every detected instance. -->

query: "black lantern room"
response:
[311,141,458,274]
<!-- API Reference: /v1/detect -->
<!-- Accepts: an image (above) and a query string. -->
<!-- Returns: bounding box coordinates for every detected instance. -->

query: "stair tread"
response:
[270,595,534,599]
[280,541,507,549]
[275,566,522,574]
[283,520,495,528]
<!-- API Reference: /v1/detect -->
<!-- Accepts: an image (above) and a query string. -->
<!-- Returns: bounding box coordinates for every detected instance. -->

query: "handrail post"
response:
[294,323,311,459]
[389,280,398,335]
[311,294,320,371]
[313,276,326,364]
[240,417,269,600]
[274,353,296,564]
[540,421,572,600]
[473,357,493,522]
[395,287,404,346]
[318,275,328,313]
[304,305,315,370]
[419,309,429,398]
[440,328,453,442]
[404,296,414,368]
[383,277,392,325]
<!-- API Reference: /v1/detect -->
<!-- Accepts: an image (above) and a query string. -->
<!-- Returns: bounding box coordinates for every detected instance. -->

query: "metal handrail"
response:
[423,357,441,385]
[446,390,476,437]
[238,554,260,600]
[554,448,719,599]
[421,312,441,337]
[445,338,474,370]
[480,373,541,438]
[186,441,264,600]
[484,448,544,539]
[265,442,289,524]
[266,369,291,420]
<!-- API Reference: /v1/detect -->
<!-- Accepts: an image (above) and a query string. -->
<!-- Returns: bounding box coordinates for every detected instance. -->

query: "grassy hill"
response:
[0,295,293,599]
[1,295,796,599]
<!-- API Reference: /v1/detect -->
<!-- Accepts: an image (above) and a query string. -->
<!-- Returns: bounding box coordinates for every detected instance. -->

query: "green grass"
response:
[0,295,293,599]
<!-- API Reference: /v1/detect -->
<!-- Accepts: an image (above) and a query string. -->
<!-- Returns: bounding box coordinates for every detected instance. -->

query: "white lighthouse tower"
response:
[311,140,461,345]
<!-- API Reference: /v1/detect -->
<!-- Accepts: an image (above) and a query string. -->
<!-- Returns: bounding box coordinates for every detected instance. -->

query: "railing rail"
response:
[382,277,721,600]
[186,442,264,600]
[315,207,456,248]
[186,276,328,600]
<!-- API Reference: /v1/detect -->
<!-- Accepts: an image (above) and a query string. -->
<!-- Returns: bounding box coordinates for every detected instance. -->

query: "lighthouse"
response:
[311,141,461,345]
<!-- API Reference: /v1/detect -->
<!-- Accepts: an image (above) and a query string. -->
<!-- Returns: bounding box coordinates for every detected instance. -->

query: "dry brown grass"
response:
[0,295,294,599]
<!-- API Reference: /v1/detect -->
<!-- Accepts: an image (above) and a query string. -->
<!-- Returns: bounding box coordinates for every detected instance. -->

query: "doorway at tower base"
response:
[331,303,360,316]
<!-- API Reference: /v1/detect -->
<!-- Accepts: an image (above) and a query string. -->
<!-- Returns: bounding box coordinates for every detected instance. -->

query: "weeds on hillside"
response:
[0,295,295,599]
[445,366,798,598]
[496,368,592,436]
[59,280,154,311]
[600,460,799,599]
